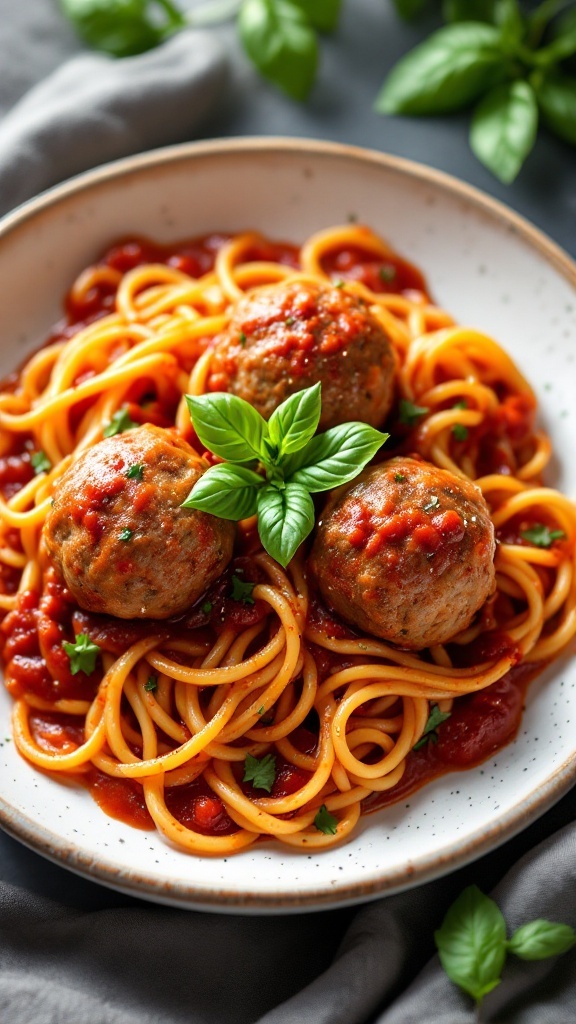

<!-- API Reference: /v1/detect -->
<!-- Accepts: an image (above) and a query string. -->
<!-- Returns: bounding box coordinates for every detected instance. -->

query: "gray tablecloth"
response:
[0,3,575,1022]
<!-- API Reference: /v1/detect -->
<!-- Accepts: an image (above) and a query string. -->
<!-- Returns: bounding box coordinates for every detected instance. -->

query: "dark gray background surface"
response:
[0,3,575,1023]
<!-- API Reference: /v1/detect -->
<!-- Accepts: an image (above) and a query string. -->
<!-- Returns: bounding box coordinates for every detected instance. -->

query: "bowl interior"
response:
[0,140,574,912]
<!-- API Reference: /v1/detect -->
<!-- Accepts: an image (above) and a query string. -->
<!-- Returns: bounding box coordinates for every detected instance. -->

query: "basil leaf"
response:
[527,0,575,48]
[267,382,321,458]
[508,920,576,960]
[535,15,576,65]
[443,0,499,24]
[257,482,315,566]
[375,23,506,115]
[289,0,342,32]
[435,886,507,1002]
[496,0,524,42]
[238,0,319,101]
[287,423,388,493]
[182,463,262,519]
[536,74,576,145]
[391,0,430,20]
[470,79,538,183]
[60,0,184,57]
[186,392,267,463]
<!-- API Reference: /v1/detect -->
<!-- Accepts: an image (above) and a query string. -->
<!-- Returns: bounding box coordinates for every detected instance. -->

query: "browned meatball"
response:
[309,457,495,649]
[43,424,235,619]
[206,280,396,430]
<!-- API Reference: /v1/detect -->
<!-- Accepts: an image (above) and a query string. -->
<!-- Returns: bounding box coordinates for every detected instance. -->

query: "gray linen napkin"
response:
[0,6,575,1024]
[0,28,227,215]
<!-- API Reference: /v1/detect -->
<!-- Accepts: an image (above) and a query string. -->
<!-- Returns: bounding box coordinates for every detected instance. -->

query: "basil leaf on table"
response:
[238,0,319,101]
[267,381,321,458]
[59,0,185,57]
[375,23,507,115]
[257,482,315,566]
[287,422,388,492]
[288,0,342,33]
[470,79,539,182]
[182,463,262,519]
[536,73,576,145]
[508,920,576,960]
[435,885,508,1002]
[186,392,267,463]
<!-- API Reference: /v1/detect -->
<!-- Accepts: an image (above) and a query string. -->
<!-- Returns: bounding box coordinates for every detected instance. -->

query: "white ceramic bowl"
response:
[0,139,575,913]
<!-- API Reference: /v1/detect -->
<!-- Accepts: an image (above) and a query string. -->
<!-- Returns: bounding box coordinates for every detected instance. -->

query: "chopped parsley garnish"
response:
[243,752,276,792]
[103,407,137,438]
[119,528,133,542]
[202,600,213,615]
[452,401,469,441]
[231,573,255,605]
[31,450,51,475]
[423,495,440,512]
[314,804,338,835]
[452,423,469,442]
[399,398,429,427]
[285,316,296,326]
[334,279,345,289]
[413,704,451,750]
[257,705,265,716]
[144,675,158,693]
[239,332,247,346]
[125,463,144,481]
[521,525,566,548]
[379,264,397,283]
[62,633,100,676]
[394,472,405,483]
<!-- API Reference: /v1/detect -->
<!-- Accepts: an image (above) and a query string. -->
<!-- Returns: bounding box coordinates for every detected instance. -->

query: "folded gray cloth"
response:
[0,28,227,215]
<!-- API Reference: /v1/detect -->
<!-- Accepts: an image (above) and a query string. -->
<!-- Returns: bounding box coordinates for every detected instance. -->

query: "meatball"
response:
[309,457,495,649]
[43,424,235,619]
[206,280,396,430]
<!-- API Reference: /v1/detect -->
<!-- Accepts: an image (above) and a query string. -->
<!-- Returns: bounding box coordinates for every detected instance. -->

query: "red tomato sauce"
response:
[320,241,429,297]
[362,660,538,814]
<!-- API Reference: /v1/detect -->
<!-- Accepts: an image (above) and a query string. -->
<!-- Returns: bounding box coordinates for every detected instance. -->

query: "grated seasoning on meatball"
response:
[206,280,397,430]
[310,457,496,650]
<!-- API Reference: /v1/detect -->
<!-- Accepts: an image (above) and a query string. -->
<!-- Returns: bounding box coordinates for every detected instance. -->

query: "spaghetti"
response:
[0,225,574,856]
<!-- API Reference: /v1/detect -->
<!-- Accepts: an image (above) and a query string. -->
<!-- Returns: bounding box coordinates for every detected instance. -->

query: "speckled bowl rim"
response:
[0,137,575,913]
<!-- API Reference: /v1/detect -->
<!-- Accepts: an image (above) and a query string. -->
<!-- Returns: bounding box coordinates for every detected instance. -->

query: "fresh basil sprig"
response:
[59,0,186,57]
[435,885,576,1011]
[378,0,576,183]
[182,383,388,567]
[59,0,342,100]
